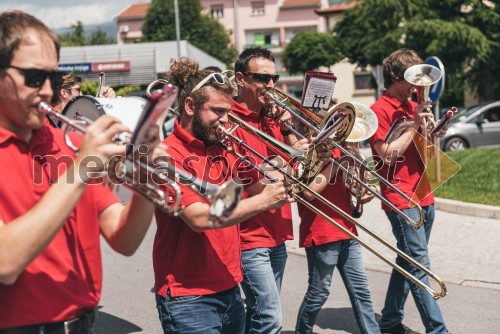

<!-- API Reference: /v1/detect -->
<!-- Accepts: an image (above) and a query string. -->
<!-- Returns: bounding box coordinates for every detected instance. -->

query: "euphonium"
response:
[343,102,378,218]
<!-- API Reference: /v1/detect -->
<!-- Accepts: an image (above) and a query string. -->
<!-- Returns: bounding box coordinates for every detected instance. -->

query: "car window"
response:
[451,105,482,123]
[485,107,500,123]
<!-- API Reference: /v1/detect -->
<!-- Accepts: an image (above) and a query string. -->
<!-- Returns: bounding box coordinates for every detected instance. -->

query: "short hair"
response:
[203,66,223,73]
[165,57,234,115]
[0,10,60,67]
[51,74,82,105]
[234,46,275,73]
[382,48,423,88]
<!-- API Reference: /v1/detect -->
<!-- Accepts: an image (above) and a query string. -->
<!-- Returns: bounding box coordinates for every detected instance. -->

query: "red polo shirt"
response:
[298,150,357,248]
[153,119,258,297]
[0,125,119,329]
[231,100,293,251]
[369,92,434,211]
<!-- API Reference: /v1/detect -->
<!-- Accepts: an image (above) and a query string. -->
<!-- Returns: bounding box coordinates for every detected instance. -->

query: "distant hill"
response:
[54,21,117,42]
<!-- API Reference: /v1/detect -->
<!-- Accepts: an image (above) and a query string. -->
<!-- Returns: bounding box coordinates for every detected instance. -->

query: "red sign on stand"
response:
[91,61,131,72]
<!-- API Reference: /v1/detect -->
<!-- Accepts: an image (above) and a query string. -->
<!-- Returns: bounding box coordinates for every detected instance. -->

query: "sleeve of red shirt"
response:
[88,183,121,213]
[369,103,393,144]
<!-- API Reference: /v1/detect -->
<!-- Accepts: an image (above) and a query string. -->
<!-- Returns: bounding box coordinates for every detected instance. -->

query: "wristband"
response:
[280,128,293,136]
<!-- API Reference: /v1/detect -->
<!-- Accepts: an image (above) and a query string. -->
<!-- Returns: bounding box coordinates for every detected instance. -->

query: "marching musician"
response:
[294,147,380,334]
[153,57,295,334]
[369,49,449,334]
[0,10,164,333]
[51,73,116,113]
[231,46,332,334]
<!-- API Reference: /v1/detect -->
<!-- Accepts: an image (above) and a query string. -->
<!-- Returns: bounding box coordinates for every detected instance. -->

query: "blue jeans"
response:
[155,286,245,333]
[240,244,288,334]
[380,205,448,334]
[295,239,380,334]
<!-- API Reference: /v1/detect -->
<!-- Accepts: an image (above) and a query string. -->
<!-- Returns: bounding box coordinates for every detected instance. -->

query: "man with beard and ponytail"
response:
[152,57,296,334]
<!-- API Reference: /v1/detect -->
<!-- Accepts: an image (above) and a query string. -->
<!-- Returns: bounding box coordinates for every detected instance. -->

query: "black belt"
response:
[0,309,95,334]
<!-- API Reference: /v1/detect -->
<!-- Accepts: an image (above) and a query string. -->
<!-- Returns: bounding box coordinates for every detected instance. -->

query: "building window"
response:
[354,72,375,90]
[254,32,272,46]
[251,1,265,16]
[210,4,224,18]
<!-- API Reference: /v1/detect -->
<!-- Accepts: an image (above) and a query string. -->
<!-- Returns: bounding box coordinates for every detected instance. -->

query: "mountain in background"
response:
[53,21,117,42]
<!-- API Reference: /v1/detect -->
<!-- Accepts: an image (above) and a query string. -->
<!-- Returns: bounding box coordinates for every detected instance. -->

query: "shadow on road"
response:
[94,308,143,334]
[283,307,422,334]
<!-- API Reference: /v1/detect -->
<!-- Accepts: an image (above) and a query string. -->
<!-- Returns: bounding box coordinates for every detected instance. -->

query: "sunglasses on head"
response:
[1,64,60,88]
[191,72,229,94]
[244,72,280,84]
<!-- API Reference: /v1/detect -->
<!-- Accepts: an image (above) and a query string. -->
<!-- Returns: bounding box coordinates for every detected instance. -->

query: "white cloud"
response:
[0,0,148,29]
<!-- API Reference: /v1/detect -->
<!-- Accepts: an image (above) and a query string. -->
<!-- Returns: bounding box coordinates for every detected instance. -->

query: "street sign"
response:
[424,56,445,103]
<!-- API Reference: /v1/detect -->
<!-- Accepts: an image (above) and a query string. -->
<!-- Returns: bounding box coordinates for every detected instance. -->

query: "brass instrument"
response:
[38,88,242,224]
[96,71,106,97]
[265,89,425,229]
[404,64,442,143]
[344,102,379,218]
[218,117,447,300]
[146,79,170,97]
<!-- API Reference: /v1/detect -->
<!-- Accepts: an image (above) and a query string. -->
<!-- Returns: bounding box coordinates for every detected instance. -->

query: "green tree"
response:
[59,22,115,46]
[88,27,115,45]
[333,0,500,106]
[59,21,86,46]
[282,32,340,75]
[142,0,237,66]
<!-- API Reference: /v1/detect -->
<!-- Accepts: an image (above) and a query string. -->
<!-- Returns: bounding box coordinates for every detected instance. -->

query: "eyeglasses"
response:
[191,72,229,94]
[68,86,81,94]
[244,72,280,84]
[0,64,60,88]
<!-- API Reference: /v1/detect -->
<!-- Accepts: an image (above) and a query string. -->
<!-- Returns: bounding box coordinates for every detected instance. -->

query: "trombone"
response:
[38,93,242,224]
[266,88,425,229]
[218,115,447,300]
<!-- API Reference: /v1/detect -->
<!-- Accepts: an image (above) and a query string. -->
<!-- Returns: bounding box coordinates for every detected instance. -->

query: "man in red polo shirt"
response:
[369,49,449,334]
[231,46,312,334]
[0,11,162,333]
[153,57,295,334]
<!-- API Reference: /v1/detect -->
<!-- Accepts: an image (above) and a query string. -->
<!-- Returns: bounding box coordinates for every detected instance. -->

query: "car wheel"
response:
[444,137,468,151]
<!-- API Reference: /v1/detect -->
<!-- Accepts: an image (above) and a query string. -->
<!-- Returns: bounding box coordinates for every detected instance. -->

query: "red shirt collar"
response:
[381,91,414,116]
[232,99,261,121]
[0,125,61,154]
[172,118,207,153]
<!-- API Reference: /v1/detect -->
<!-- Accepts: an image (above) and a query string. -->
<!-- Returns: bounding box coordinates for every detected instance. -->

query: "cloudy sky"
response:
[0,0,150,29]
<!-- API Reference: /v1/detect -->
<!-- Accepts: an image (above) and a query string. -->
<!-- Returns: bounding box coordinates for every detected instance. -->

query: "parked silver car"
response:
[440,101,500,151]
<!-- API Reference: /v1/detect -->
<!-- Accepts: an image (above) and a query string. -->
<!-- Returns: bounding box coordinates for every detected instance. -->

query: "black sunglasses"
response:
[1,64,61,88]
[244,72,280,84]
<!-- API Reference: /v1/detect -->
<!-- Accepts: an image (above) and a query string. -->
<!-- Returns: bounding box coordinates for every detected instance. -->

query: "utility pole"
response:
[174,0,181,59]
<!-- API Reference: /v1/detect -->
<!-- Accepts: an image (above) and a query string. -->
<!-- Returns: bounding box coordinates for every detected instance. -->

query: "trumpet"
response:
[265,89,425,229]
[38,93,242,224]
[217,118,447,300]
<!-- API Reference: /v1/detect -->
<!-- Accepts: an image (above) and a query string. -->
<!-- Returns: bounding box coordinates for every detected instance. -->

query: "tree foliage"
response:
[142,0,237,67]
[282,32,341,74]
[59,22,115,46]
[333,0,500,106]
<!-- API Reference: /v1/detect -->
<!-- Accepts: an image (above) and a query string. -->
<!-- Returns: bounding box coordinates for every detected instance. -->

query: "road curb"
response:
[435,197,500,219]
